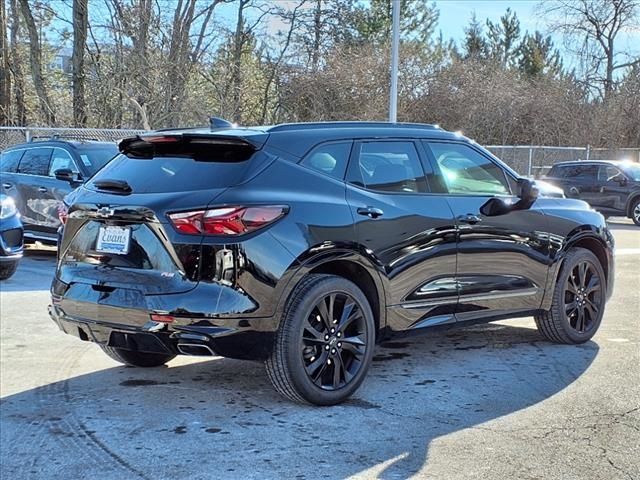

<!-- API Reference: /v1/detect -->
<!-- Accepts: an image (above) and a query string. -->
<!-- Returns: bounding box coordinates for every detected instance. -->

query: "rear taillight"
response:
[168,206,287,236]
[57,203,69,225]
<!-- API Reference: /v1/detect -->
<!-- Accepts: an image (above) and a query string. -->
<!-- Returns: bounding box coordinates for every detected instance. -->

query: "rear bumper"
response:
[48,303,277,360]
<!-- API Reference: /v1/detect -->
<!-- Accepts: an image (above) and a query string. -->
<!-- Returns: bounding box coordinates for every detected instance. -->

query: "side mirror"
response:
[612,173,627,186]
[518,178,539,206]
[480,197,512,216]
[55,168,82,184]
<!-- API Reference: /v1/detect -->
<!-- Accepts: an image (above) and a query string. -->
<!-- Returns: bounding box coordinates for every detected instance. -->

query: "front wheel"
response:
[266,274,376,405]
[535,247,606,344]
[0,261,19,280]
[100,345,176,367]
[631,198,640,226]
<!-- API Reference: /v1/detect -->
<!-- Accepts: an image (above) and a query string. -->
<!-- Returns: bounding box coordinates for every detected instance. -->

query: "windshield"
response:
[621,163,640,181]
[76,145,119,175]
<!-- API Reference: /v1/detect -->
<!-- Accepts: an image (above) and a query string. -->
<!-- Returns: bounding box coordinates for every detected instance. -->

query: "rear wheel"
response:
[266,274,375,405]
[100,345,176,367]
[631,198,640,226]
[0,261,19,280]
[535,248,606,344]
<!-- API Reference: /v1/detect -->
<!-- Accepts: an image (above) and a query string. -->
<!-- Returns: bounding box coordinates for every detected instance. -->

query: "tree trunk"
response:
[72,0,88,126]
[311,0,321,72]
[18,0,56,125]
[9,0,25,125]
[231,0,248,124]
[0,0,10,124]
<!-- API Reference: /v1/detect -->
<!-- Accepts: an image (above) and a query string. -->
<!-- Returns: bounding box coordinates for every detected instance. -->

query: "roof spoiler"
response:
[119,133,258,161]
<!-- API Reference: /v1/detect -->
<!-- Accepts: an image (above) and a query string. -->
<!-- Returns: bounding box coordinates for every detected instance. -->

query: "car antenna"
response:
[209,117,234,130]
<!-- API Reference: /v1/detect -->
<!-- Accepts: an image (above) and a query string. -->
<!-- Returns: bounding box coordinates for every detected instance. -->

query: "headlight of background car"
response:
[0,195,18,219]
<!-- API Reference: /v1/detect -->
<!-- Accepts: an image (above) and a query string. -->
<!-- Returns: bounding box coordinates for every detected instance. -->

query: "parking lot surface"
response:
[1,220,638,480]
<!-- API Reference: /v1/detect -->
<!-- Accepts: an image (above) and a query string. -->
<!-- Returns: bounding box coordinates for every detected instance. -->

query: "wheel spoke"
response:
[341,338,366,359]
[332,353,345,389]
[584,300,598,321]
[315,296,335,331]
[577,307,586,332]
[303,318,324,342]
[564,300,578,314]
[585,275,600,295]
[306,350,329,382]
[338,301,362,331]
[578,262,588,288]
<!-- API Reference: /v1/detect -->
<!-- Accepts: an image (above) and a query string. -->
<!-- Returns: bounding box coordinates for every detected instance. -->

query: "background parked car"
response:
[0,138,118,243]
[544,160,640,226]
[0,194,23,280]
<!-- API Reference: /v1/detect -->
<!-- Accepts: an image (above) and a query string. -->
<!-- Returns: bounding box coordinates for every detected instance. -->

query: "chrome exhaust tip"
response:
[177,343,216,356]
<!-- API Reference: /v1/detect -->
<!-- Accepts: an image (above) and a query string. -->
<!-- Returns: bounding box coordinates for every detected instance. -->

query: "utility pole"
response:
[389,0,400,123]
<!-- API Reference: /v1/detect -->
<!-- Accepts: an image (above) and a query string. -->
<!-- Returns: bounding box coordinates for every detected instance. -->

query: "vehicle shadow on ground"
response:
[606,218,637,231]
[0,322,598,479]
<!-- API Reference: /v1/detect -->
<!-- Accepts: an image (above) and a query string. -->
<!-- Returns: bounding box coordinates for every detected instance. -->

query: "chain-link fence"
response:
[2,127,639,177]
[0,126,146,151]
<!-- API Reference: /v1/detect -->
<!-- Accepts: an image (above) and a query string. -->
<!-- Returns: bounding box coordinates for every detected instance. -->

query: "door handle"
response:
[357,207,384,219]
[457,214,482,225]
[2,183,11,189]
[38,186,48,193]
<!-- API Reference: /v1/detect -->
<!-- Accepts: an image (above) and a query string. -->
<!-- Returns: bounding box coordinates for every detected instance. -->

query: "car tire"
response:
[100,345,176,367]
[265,274,376,405]
[535,247,606,344]
[630,197,640,226]
[0,261,19,280]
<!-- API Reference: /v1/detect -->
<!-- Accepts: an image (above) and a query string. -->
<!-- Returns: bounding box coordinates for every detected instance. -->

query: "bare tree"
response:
[72,0,88,126]
[8,0,25,125]
[18,0,56,125]
[542,0,640,97]
[0,0,10,124]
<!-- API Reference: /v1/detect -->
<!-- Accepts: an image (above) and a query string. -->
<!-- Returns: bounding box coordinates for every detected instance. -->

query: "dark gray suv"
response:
[544,160,640,226]
[0,139,118,243]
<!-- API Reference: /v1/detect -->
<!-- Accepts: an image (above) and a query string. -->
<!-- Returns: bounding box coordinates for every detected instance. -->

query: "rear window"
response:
[547,165,566,178]
[18,148,52,176]
[0,149,23,172]
[88,153,259,193]
[76,145,119,175]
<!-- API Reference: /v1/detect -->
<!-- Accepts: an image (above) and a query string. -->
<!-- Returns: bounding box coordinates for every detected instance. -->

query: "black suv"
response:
[544,160,640,226]
[0,139,118,243]
[49,122,614,405]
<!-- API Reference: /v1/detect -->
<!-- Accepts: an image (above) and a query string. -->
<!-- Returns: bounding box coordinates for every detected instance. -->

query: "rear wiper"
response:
[93,179,132,194]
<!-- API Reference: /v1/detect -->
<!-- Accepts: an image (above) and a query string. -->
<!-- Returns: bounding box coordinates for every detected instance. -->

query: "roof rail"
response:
[267,121,440,133]
[28,134,101,142]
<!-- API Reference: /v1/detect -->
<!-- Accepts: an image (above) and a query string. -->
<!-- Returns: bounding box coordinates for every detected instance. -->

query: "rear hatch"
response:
[56,131,270,298]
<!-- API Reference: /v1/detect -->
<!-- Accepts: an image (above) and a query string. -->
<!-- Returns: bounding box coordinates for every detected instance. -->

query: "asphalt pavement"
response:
[1,219,638,480]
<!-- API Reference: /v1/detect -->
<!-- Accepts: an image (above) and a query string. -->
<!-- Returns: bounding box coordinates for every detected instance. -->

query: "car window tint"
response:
[566,165,597,181]
[49,148,79,176]
[547,165,565,178]
[17,148,52,176]
[597,165,621,182]
[350,141,427,193]
[300,142,351,179]
[76,145,119,175]
[0,149,23,173]
[427,142,510,196]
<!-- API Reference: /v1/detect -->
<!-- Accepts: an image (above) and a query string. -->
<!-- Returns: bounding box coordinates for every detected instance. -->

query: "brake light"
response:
[57,203,69,225]
[168,206,287,236]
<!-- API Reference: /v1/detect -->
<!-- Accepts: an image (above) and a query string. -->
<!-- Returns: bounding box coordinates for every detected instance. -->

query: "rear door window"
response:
[347,141,428,193]
[0,149,23,172]
[17,148,52,176]
[566,165,597,182]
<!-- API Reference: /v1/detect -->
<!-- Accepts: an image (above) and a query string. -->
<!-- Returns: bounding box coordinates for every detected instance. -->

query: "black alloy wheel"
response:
[535,247,606,344]
[563,261,602,334]
[266,274,375,405]
[301,292,367,390]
